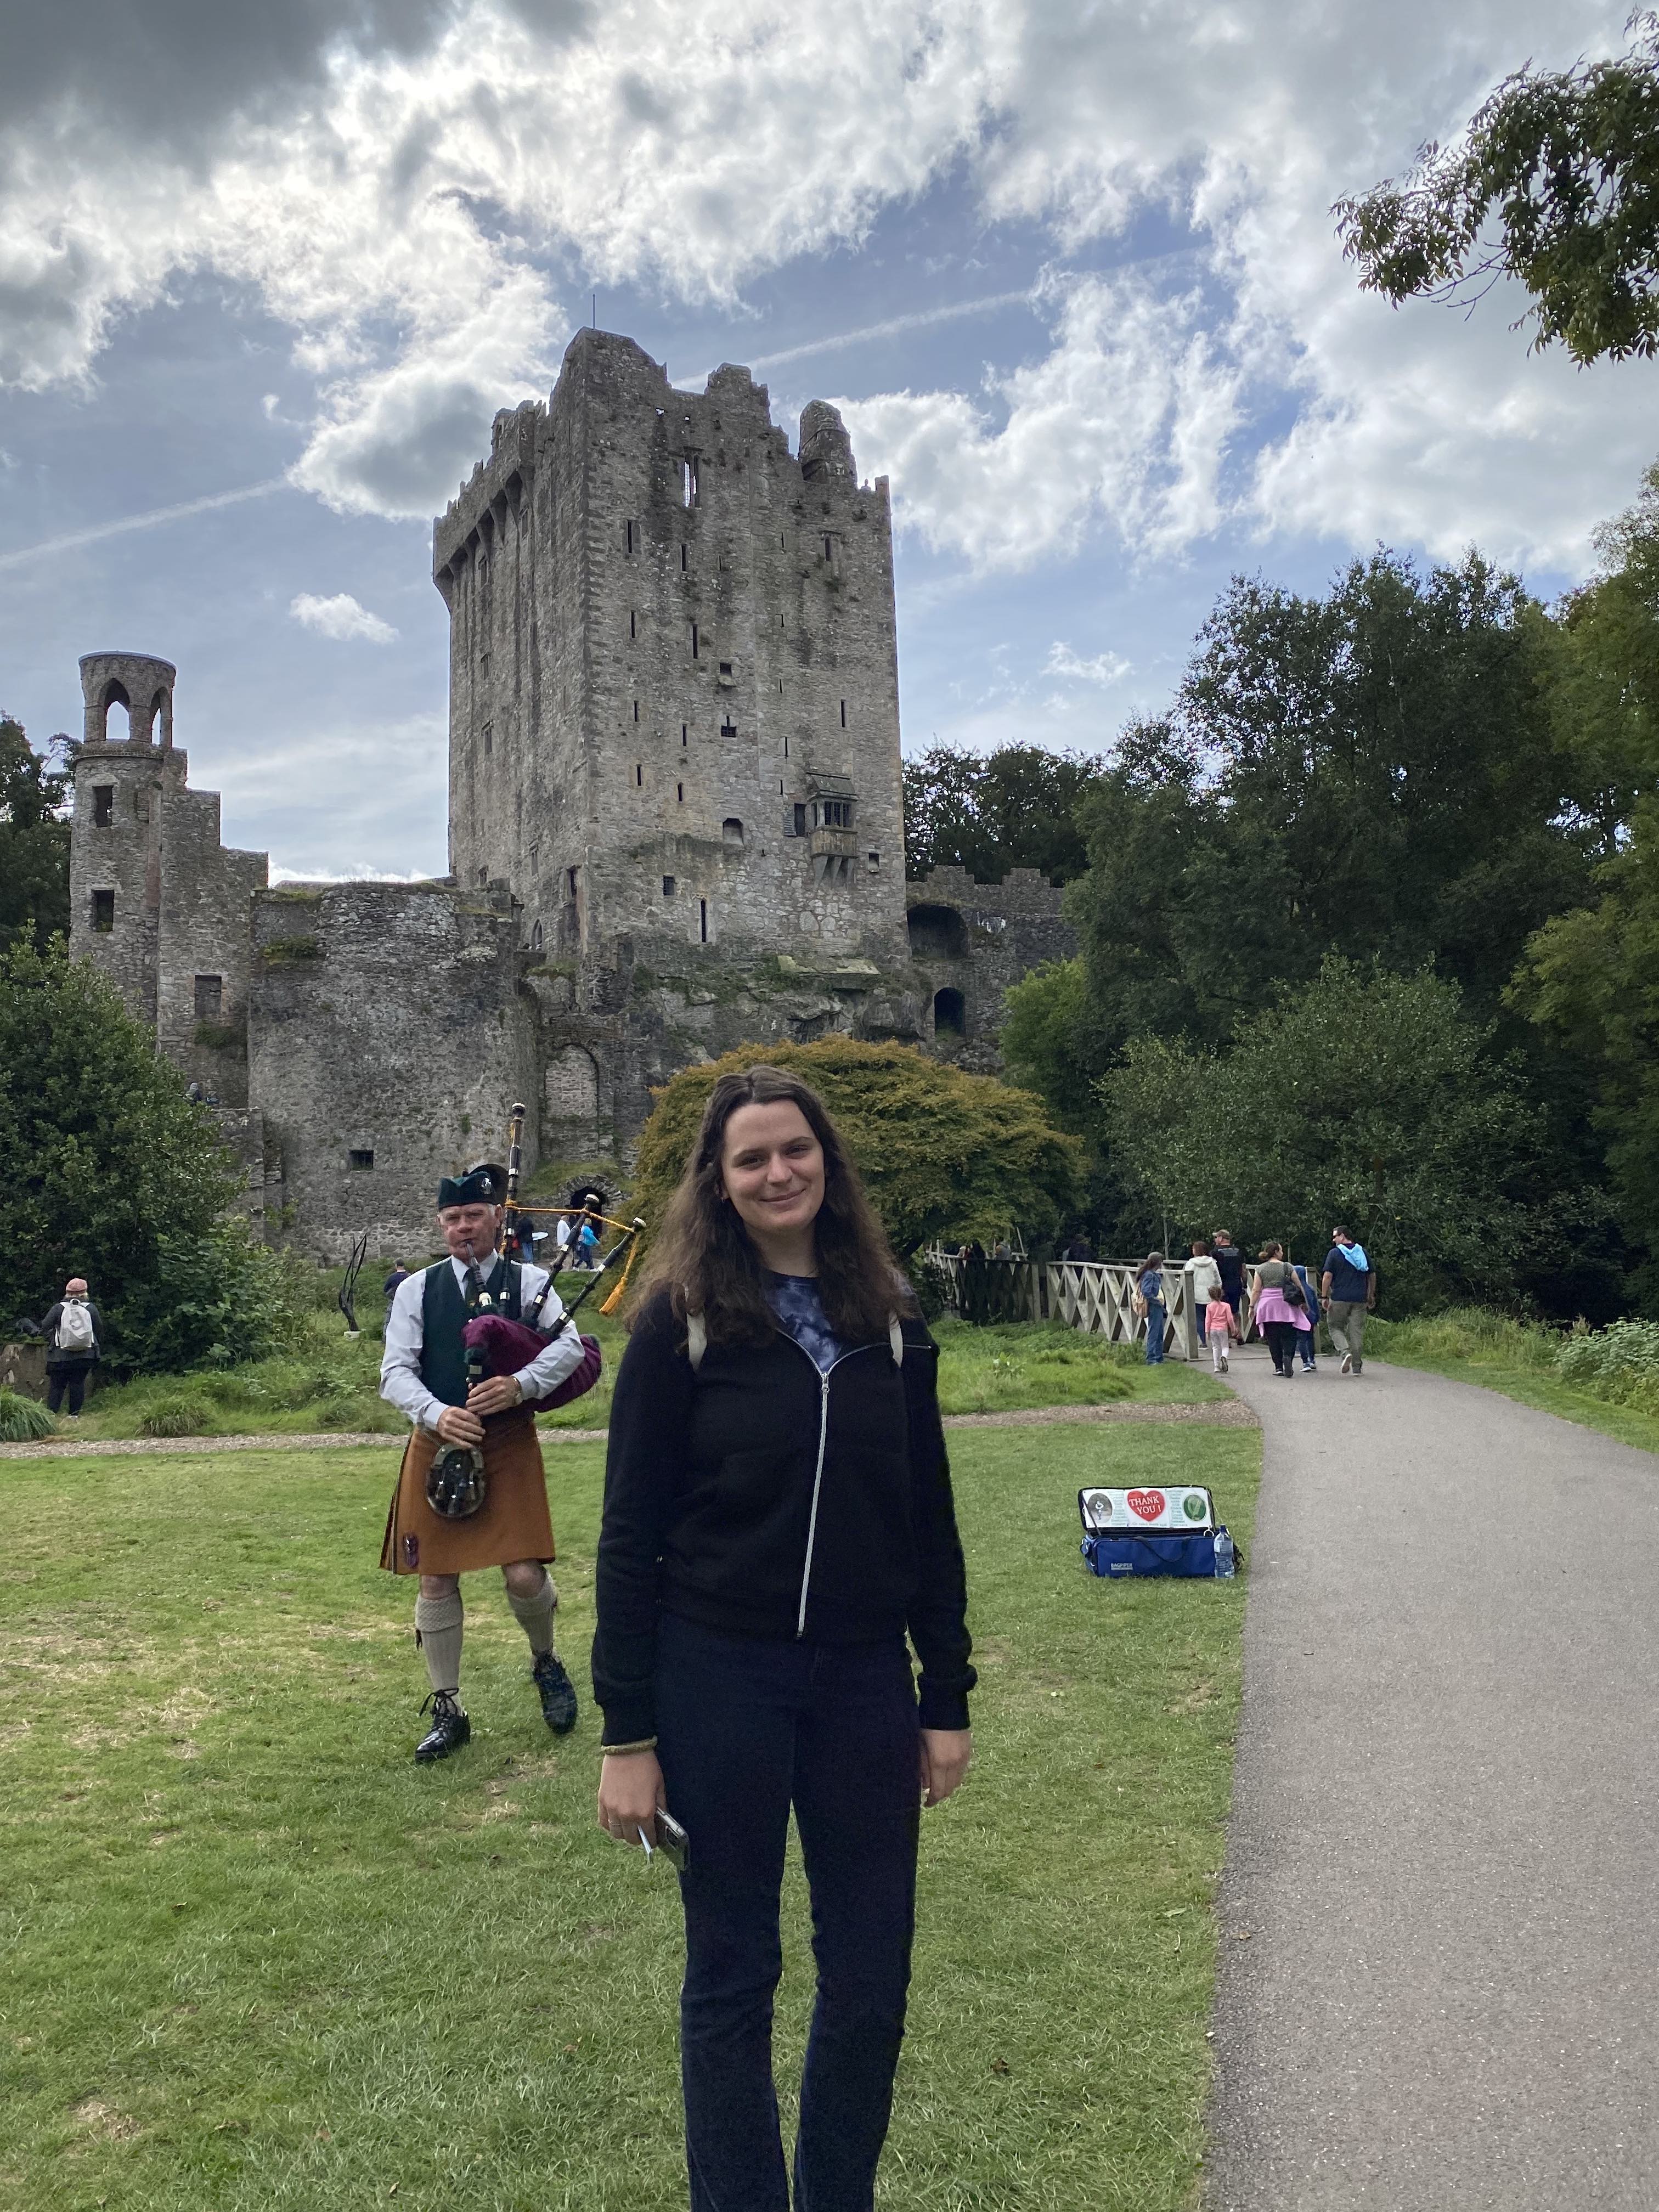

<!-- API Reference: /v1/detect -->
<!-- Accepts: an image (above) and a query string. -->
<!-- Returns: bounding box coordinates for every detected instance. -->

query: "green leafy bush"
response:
[0,1387,55,1441]
[1555,1319,1659,1411]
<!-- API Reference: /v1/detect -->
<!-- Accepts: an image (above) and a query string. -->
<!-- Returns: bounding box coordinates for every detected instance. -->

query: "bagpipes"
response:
[427,1103,645,1521]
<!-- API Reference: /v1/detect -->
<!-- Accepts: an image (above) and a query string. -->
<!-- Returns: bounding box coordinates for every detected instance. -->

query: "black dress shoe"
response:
[531,1649,578,1735]
[414,1690,471,1763]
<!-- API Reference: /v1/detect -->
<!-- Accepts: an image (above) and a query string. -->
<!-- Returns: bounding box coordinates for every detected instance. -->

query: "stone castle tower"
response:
[435,330,907,973]
[61,330,1071,1255]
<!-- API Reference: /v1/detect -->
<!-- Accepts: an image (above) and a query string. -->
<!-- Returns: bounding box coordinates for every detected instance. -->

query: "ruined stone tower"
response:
[433,331,909,977]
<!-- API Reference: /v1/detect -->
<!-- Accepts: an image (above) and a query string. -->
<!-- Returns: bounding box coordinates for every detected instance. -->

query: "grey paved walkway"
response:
[1207,1350,1659,2210]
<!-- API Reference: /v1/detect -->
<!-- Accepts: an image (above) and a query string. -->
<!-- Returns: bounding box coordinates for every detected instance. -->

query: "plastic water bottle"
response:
[1214,1529,1235,1579]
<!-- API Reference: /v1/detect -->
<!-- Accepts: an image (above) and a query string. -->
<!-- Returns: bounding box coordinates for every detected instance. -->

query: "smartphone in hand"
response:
[639,1809,689,1872]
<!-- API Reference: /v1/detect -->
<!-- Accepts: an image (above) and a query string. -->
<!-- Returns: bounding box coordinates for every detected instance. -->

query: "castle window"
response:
[681,543,687,571]
[720,718,737,738]
[682,456,699,507]
[821,798,853,830]
[348,1148,375,1171]
[823,534,833,563]
[92,785,113,828]
[531,919,544,950]
[91,889,115,933]
[677,783,685,803]
[681,724,688,746]
[635,763,643,786]
[567,867,579,899]
[723,819,744,847]
[690,623,699,658]
[699,898,709,943]
[483,723,493,757]
[477,866,488,887]
[625,520,635,555]
[529,842,539,871]
[867,851,880,871]
[933,989,965,1037]
[633,701,639,723]
[840,699,847,727]
[663,876,676,898]
[719,662,732,678]
[630,610,636,639]
[194,974,223,1020]
[793,803,806,836]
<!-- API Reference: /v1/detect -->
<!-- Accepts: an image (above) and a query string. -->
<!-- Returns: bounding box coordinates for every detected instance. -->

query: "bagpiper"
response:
[380,1162,590,1762]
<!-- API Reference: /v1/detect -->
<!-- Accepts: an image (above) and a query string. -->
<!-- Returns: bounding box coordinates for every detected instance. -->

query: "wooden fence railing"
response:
[924,1252,1201,1361]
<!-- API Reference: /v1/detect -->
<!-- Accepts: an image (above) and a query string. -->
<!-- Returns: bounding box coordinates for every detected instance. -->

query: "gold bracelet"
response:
[600,1738,658,1757]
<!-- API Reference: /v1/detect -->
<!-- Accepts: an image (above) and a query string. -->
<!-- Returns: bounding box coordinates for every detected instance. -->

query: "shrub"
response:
[1555,1318,1659,1412]
[139,1393,213,1437]
[0,1387,55,1441]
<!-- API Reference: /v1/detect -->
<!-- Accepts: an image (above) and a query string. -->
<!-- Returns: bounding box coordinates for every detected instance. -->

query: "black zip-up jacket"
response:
[590,1291,975,1746]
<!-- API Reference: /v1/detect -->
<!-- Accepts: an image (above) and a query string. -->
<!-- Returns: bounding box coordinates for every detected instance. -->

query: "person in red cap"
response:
[380,1161,593,1762]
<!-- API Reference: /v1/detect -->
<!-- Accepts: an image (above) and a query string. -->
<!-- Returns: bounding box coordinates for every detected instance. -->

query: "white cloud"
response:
[290,591,399,642]
[1045,641,1131,685]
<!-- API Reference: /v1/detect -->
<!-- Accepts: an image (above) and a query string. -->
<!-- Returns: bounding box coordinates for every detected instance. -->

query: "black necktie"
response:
[464,1263,487,1313]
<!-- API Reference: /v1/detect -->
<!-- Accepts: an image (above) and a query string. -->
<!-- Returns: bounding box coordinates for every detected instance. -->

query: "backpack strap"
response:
[686,1313,707,1373]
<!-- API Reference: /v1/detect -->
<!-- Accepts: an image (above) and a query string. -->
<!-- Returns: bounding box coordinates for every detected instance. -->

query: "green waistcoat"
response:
[419,1258,523,1407]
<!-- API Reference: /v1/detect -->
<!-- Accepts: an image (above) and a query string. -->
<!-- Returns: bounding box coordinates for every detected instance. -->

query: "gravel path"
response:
[1206,1348,1659,2210]
[0,1392,1252,1460]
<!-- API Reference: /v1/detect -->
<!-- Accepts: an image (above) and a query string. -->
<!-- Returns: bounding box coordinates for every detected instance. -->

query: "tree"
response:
[1066,551,1594,1066]
[903,743,1102,883]
[1100,958,1555,1312]
[1335,17,1659,363]
[633,1037,1082,1257]
[0,716,71,954]
[0,942,305,1370]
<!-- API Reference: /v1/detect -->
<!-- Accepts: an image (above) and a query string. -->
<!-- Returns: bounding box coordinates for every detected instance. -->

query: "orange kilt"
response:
[380,1408,556,1576]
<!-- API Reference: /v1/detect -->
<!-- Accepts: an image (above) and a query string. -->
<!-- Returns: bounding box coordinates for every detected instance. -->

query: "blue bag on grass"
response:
[1077,1486,1236,1579]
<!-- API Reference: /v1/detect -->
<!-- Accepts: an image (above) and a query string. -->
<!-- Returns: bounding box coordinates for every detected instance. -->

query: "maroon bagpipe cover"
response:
[461,1314,603,1411]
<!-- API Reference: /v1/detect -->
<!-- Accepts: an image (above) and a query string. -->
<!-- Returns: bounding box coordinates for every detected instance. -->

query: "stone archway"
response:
[544,1043,601,1157]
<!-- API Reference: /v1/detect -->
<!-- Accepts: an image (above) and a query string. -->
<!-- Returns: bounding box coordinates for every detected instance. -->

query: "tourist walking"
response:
[1135,1251,1168,1365]
[1212,1231,1245,1325]
[1292,1258,1320,1370]
[592,1063,974,2212]
[41,1277,102,1417]
[1186,1239,1222,1345]
[1321,1227,1376,1375]
[1205,1284,1239,1374]
[1247,1243,1313,1377]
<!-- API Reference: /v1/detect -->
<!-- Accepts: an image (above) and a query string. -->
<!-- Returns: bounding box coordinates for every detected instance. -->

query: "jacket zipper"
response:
[774,1330,886,1641]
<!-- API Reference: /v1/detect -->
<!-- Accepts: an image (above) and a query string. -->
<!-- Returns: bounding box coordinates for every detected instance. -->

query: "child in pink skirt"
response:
[1205,1291,1238,1373]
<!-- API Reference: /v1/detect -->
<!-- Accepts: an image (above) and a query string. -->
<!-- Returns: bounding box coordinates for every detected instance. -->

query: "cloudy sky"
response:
[0,0,1645,877]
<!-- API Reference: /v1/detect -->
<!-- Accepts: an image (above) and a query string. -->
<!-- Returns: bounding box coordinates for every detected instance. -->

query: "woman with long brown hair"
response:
[592,1064,975,2212]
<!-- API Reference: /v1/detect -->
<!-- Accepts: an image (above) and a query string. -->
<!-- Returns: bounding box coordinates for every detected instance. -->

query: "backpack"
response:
[56,1300,95,1353]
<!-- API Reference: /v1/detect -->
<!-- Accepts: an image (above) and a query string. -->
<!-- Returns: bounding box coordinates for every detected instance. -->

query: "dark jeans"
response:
[1262,1320,1300,1375]
[46,1368,87,1414]
[654,1612,922,2212]
[1143,1300,1166,1364]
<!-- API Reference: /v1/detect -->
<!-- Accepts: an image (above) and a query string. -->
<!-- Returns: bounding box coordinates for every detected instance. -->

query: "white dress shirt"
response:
[380,1254,587,1435]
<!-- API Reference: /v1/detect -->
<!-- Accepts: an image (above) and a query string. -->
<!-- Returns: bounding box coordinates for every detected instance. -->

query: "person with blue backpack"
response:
[1321,1227,1376,1374]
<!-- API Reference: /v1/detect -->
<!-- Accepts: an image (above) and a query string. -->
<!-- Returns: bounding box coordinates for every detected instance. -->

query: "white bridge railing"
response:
[924,1252,1201,1361]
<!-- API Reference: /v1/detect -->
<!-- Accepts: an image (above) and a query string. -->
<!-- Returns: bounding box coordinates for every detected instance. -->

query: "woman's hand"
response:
[919,1729,972,1808]
[597,1751,667,1846]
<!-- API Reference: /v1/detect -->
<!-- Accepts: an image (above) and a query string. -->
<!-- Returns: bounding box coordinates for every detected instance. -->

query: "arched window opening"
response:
[530,919,544,951]
[908,904,969,961]
[722,817,744,847]
[933,987,965,1037]
[101,681,131,743]
[149,689,171,746]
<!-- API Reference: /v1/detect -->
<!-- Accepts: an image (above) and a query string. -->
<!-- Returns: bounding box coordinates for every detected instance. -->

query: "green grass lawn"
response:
[1368,1312,1659,1458]
[59,1312,1222,1443]
[1,1420,1257,2211]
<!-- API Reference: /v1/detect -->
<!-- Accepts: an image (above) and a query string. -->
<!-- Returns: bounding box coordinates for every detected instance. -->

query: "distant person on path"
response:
[1135,1250,1168,1365]
[1212,1231,1246,1325]
[592,1063,974,2212]
[1291,1257,1321,1371]
[576,1214,601,1269]
[1186,1238,1222,1345]
[1321,1227,1376,1375]
[1063,1232,1094,1263]
[552,1214,573,1265]
[1248,1243,1313,1378]
[1205,1285,1239,1374]
[42,1277,102,1417]
[382,1261,413,1302]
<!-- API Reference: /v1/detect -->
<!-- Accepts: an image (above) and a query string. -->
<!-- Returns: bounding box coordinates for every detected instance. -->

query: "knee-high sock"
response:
[414,1588,464,1695]
[506,1568,557,1656]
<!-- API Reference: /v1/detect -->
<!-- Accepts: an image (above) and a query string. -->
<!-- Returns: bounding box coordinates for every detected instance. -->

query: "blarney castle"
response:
[66,330,1071,1256]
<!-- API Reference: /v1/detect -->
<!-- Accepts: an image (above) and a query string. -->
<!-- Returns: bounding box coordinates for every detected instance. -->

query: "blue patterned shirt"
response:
[765,1272,843,1374]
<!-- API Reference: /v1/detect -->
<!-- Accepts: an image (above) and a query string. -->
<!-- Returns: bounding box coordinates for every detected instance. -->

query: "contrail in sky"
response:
[0,476,290,572]
[686,288,1040,384]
